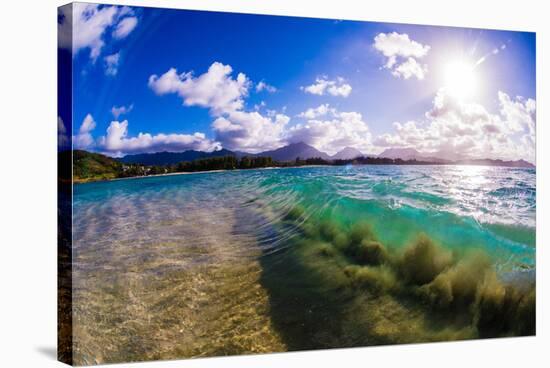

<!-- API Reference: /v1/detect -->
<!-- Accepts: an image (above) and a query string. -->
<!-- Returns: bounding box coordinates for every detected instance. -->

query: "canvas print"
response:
[58,3,536,366]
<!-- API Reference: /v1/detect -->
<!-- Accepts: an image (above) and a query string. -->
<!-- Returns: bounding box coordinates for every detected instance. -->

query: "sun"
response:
[443,60,478,100]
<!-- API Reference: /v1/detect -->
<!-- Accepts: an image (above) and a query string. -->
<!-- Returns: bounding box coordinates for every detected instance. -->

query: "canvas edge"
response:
[58,2,74,366]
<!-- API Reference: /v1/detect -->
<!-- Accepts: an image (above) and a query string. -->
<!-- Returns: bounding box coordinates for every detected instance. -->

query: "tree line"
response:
[118,155,277,178]
[120,155,442,178]
[71,149,452,183]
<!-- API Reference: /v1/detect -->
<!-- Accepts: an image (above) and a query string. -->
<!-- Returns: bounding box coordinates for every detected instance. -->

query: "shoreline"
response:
[73,162,535,185]
[73,165,333,184]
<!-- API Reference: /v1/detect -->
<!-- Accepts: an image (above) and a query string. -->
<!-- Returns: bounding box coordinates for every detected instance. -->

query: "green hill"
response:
[72,150,123,182]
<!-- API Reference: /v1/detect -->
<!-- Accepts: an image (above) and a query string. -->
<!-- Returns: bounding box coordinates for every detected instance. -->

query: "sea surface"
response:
[72,165,536,364]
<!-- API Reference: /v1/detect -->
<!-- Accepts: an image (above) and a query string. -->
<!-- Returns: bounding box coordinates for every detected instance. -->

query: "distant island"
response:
[62,142,534,183]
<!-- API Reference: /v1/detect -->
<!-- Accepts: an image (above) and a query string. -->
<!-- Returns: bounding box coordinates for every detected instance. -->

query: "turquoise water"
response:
[71,164,536,364]
[74,164,535,269]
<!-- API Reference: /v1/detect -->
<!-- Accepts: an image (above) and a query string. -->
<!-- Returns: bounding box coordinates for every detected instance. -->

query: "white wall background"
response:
[0,0,547,367]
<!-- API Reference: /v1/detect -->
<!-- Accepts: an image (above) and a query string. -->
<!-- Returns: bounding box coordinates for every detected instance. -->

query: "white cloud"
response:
[374,89,536,162]
[58,4,139,62]
[111,104,134,119]
[391,57,427,80]
[148,62,251,115]
[328,82,352,97]
[71,4,118,61]
[301,77,352,97]
[99,120,220,155]
[74,114,97,149]
[256,81,277,93]
[253,101,266,111]
[373,32,430,80]
[374,32,430,60]
[104,52,120,76]
[58,117,70,150]
[297,104,335,119]
[146,61,369,154]
[113,16,138,39]
[148,61,293,153]
[498,91,535,134]
[117,6,135,17]
[212,111,290,153]
[288,110,373,155]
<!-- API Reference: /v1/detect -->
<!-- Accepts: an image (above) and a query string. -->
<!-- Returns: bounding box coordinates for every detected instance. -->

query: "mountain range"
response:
[254,142,331,161]
[331,146,365,160]
[118,142,534,168]
[376,147,452,163]
[377,147,423,160]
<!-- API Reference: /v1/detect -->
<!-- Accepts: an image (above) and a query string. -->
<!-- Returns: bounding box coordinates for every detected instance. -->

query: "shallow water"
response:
[72,165,536,364]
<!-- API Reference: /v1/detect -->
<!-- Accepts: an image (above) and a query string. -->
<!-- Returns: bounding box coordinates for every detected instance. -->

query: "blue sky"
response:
[58,3,536,162]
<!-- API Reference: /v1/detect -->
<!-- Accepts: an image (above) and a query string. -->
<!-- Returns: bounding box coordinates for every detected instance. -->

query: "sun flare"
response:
[443,60,478,100]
